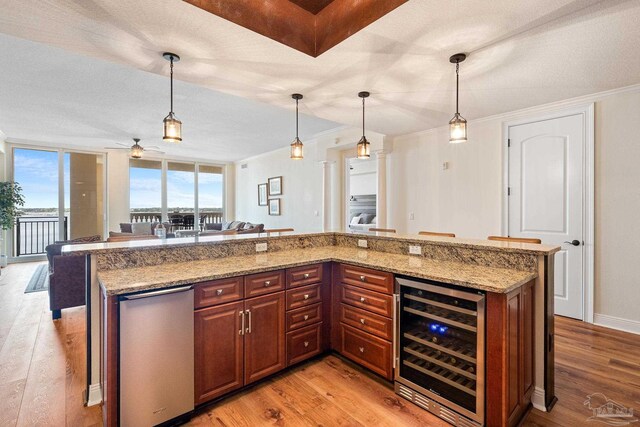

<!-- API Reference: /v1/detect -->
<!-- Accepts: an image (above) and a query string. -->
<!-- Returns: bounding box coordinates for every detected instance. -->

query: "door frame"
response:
[501,103,595,323]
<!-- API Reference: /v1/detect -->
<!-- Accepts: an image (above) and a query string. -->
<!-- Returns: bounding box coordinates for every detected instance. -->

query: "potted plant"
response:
[0,181,25,268]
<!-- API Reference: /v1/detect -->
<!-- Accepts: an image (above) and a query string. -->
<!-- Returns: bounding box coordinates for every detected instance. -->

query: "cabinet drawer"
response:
[341,284,393,318]
[340,303,393,340]
[194,277,243,309]
[286,283,322,310]
[286,303,322,331]
[245,270,285,298]
[287,323,322,366]
[286,264,323,288]
[340,264,394,294]
[339,323,392,380]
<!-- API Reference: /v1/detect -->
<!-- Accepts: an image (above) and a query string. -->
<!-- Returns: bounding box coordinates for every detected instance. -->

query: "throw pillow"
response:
[350,216,362,226]
[229,221,245,230]
[243,222,254,230]
[131,222,153,235]
[360,213,375,224]
[119,223,133,233]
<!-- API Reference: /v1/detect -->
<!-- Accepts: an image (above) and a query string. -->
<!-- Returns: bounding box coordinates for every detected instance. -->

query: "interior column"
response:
[375,150,387,229]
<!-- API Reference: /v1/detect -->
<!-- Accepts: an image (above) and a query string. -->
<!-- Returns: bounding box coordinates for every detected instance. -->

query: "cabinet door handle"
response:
[304,341,309,348]
[264,280,271,287]
[239,311,245,335]
[359,275,366,282]
[246,309,252,334]
[360,297,366,303]
[303,273,310,279]
[359,347,365,353]
[303,315,309,321]
[216,289,223,296]
[303,294,310,300]
[360,318,366,325]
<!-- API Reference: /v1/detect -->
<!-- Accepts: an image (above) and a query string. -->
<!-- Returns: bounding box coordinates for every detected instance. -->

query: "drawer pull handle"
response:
[359,347,365,353]
[216,289,223,296]
[304,341,309,348]
[303,273,310,279]
[359,275,366,282]
[264,280,271,287]
[360,297,366,303]
[303,294,310,300]
[360,318,366,324]
[303,315,309,320]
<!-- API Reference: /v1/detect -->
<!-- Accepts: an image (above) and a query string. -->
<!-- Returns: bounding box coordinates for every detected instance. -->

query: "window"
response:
[129,159,162,223]
[129,160,224,229]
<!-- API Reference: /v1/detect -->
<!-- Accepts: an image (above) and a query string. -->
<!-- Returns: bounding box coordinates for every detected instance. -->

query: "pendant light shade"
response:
[357,91,371,159]
[162,52,182,143]
[130,138,144,159]
[290,93,304,159]
[449,53,467,144]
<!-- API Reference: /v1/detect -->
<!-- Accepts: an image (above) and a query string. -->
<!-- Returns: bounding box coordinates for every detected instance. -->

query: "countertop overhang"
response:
[98,246,537,296]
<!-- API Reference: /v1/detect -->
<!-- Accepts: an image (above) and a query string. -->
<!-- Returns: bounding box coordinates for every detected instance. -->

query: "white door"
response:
[508,114,584,319]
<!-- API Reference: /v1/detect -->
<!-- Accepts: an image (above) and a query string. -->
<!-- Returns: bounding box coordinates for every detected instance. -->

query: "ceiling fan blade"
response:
[146,148,165,154]
[115,142,130,147]
[145,145,162,149]
[104,146,129,150]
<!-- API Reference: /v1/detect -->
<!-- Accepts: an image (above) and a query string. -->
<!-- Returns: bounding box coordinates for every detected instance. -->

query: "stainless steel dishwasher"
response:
[119,285,194,427]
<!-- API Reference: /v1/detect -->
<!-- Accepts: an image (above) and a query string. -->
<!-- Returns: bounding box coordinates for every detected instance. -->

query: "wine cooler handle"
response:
[393,293,399,370]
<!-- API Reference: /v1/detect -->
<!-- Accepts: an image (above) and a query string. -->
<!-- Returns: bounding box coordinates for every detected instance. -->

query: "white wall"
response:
[235,143,324,233]
[389,87,640,325]
[349,158,377,196]
[106,151,131,232]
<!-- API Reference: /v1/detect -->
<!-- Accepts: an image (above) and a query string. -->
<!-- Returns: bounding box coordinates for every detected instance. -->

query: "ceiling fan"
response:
[106,138,165,159]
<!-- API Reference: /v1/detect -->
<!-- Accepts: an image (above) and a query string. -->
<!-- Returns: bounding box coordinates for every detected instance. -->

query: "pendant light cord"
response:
[362,97,365,137]
[296,98,299,138]
[170,56,174,114]
[455,61,459,115]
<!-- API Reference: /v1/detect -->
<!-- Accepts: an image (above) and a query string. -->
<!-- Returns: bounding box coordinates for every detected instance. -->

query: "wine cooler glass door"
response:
[396,278,485,424]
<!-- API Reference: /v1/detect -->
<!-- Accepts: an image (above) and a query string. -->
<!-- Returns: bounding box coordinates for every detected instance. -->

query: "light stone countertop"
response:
[98,245,537,296]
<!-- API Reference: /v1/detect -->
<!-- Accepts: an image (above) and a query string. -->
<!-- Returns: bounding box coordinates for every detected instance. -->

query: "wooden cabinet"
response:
[194,301,244,404]
[286,303,322,331]
[244,292,286,384]
[194,277,243,309]
[487,280,535,427]
[287,323,322,365]
[245,270,285,298]
[335,263,395,380]
[286,283,322,310]
[287,263,323,288]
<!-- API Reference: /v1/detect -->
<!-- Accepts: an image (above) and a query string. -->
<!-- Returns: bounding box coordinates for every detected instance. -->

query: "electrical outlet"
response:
[255,242,268,252]
[358,239,368,248]
[409,245,422,255]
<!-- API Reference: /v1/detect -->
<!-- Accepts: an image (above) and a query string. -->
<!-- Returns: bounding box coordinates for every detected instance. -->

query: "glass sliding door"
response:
[12,148,61,256]
[64,152,105,240]
[129,159,162,223]
[167,162,195,230]
[198,165,224,228]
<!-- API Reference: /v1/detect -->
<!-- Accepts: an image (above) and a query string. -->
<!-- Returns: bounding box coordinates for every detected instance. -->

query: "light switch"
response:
[442,162,449,170]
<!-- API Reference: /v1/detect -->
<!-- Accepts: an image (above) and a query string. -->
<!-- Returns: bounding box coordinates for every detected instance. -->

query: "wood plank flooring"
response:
[1,261,639,426]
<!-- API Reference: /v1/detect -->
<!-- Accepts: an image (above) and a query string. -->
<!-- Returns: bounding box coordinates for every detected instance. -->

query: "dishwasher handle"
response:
[121,285,193,300]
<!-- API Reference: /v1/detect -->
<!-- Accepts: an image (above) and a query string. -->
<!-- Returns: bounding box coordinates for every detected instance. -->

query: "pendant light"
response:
[130,138,144,159]
[162,52,182,143]
[290,93,304,159]
[449,53,467,144]
[357,91,370,159]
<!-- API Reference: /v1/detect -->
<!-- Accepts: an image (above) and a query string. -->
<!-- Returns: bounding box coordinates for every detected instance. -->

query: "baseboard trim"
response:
[531,387,547,412]
[85,383,103,407]
[593,313,640,335]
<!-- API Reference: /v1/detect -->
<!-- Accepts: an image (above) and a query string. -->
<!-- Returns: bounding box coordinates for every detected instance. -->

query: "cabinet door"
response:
[194,300,244,405]
[244,292,286,384]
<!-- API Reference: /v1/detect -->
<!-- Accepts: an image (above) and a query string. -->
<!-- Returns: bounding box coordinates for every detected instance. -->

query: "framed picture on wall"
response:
[268,198,281,215]
[268,176,282,196]
[258,183,268,206]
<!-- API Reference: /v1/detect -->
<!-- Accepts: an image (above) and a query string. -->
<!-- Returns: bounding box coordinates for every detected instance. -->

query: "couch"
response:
[45,234,103,319]
[113,221,175,238]
[203,221,264,235]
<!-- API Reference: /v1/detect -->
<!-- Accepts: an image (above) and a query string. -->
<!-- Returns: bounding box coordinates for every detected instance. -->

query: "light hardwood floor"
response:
[1,262,638,426]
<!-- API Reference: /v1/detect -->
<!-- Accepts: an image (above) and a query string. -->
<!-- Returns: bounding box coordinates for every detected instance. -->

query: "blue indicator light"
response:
[430,323,439,332]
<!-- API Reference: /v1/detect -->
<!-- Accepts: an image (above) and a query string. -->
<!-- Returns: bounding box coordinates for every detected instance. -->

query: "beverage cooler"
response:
[395,277,485,427]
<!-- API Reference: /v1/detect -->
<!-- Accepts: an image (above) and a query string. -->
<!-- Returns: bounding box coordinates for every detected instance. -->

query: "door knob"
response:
[564,240,581,246]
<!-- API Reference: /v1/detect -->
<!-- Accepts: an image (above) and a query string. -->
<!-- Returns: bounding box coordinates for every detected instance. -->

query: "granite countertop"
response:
[98,246,537,296]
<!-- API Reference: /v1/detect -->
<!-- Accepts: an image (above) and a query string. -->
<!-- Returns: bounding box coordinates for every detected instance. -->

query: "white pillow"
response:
[131,222,153,235]
[370,216,377,224]
[350,216,362,226]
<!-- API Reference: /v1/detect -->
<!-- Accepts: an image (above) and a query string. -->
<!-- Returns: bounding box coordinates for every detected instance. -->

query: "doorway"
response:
[505,105,594,321]
[345,156,377,232]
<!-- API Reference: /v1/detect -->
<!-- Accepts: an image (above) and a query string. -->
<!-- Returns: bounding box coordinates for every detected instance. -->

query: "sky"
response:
[13,148,223,211]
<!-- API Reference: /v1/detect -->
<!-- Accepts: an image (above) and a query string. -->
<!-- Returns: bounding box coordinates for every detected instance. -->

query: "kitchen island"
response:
[65,231,559,427]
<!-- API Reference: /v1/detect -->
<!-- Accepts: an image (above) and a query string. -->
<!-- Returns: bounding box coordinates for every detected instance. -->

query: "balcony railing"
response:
[15,216,68,256]
[130,210,224,229]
